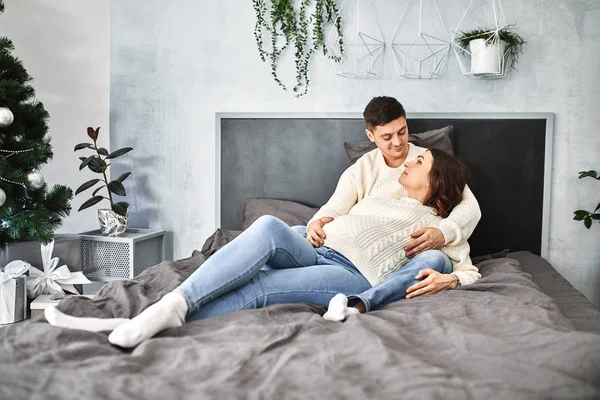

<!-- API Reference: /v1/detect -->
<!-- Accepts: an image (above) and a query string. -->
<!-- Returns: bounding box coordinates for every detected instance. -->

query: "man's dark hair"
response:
[363,96,406,130]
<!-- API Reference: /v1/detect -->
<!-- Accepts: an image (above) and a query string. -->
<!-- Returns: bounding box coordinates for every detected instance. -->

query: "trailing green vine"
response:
[252,0,344,97]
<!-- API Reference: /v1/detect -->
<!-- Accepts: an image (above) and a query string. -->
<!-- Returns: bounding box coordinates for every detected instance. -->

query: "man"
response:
[304,96,481,298]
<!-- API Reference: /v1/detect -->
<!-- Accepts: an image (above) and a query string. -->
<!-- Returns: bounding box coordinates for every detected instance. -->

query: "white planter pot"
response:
[98,209,129,237]
[469,38,506,75]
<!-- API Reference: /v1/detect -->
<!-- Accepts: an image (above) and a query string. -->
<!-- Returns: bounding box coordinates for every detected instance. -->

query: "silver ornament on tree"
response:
[26,171,45,190]
[0,107,14,128]
[41,133,52,144]
[0,188,5,206]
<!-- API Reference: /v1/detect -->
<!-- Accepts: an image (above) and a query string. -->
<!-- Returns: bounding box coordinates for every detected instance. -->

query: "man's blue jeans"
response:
[178,216,451,322]
[347,250,452,312]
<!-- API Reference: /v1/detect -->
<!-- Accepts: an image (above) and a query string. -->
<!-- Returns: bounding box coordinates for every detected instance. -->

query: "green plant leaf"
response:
[578,170,599,179]
[107,180,126,196]
[77,196,104,212]
[574,210,589,217]
[106,147,133,159]
[88,158,108,173]
[584,217,592,229]
[97,147,109,156]
[111,202,129,216]
[79,155,96,171]
[591,214,600,220]
[595,203,600,212]
[92,185,105,196]
[74,143,94,151]
[116,172,131,183]
[75,179,101,195]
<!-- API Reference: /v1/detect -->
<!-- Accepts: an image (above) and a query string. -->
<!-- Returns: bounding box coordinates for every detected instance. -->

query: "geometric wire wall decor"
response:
[326,0,385,78]
[391,0,450,79]
[452,0,511,78]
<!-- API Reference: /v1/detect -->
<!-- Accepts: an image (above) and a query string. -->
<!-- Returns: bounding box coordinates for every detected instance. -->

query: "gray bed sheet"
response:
[508,251,600,333]
[1,231,599,400]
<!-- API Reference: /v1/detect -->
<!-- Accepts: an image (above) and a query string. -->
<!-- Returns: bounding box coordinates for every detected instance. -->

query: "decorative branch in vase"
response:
[573,170,599,229]
[74,127,133,237]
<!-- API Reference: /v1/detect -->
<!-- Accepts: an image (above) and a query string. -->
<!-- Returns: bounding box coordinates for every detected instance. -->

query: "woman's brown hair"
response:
[423,148,472,218]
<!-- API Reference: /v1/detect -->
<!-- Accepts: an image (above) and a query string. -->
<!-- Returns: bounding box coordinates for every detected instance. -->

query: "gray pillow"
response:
[343,125,454,164]
[242,198,319,230]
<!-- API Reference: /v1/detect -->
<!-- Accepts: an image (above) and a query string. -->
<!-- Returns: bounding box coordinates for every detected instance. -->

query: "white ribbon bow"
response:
[25,239,91,298]
[0,260,30,285]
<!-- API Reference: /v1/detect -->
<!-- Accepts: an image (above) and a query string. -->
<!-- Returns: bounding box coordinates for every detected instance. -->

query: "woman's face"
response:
[398,150,433,192]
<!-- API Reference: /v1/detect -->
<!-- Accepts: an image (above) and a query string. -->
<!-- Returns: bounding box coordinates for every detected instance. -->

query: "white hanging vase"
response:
[469,38,506,75]
[98,209,129,237]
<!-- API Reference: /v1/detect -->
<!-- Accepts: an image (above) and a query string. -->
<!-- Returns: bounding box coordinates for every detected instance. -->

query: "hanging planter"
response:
[252,0,344,97]
[327,0,385,79]
[468,37,506,75]
[454,27,524,77]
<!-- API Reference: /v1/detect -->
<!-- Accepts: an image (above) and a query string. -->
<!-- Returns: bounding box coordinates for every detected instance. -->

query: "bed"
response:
[1,113,599,399]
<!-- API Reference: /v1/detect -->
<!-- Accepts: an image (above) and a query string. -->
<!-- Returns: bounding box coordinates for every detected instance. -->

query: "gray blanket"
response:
[1,230,599,400]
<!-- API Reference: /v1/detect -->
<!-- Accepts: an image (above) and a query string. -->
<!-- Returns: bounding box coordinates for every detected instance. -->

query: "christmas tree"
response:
[0,0,72,245]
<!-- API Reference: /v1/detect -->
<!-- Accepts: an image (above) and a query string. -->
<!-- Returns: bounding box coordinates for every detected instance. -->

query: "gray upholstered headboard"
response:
[216,113,553,258]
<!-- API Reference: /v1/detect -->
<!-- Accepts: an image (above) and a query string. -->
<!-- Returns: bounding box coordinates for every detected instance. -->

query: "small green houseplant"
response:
[455,25,525,75]
[74,127,133,236]
[573,170,599,229]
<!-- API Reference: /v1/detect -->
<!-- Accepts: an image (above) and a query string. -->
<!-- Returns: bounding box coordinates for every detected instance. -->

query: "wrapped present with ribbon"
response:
[0,261,29,325]
[24,239,91,298]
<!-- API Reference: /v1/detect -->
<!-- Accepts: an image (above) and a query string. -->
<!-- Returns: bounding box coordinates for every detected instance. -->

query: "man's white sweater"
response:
[308,144,482,286]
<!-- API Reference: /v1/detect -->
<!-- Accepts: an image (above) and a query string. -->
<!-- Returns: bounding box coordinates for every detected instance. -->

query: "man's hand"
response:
[405,269,458,299]
[404,227,445,257]
[307,217,334,248]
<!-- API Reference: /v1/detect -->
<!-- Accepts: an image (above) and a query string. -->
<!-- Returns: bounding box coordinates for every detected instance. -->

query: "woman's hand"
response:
[307,217,334,247]
[405,269,458,299]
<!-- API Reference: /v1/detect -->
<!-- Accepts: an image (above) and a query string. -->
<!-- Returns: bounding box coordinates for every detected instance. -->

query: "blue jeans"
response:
[178,216,372,322]
[293,225,453,312]
[347,249,452,312]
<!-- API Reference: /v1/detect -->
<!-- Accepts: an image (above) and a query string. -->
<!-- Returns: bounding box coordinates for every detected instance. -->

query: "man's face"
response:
[365,117,409,165]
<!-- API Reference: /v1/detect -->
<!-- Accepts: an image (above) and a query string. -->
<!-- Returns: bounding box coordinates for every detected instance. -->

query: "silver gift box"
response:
[0,235,83,295]
[0,235,82,273]
[0,275,27,325]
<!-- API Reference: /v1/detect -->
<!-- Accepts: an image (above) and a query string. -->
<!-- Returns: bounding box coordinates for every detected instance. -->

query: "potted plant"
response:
[573,170,599,229]
[74,127,133,237]
[455,25,525,76]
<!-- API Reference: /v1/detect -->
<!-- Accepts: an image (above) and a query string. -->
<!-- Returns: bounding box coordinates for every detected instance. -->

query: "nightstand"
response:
[78,228,166,283]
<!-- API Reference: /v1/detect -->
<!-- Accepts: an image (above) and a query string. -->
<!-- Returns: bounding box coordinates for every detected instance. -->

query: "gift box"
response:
[0,235,82,274]
[0,266,28,325]
[0,235,83,294]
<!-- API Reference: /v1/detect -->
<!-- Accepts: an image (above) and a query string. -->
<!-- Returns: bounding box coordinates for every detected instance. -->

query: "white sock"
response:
[108,291,188,348]
[323,293,360,322]
[45,305,130,332]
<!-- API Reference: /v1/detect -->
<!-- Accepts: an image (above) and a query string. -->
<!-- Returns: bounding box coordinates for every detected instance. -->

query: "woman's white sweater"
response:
[308,145,482,286]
